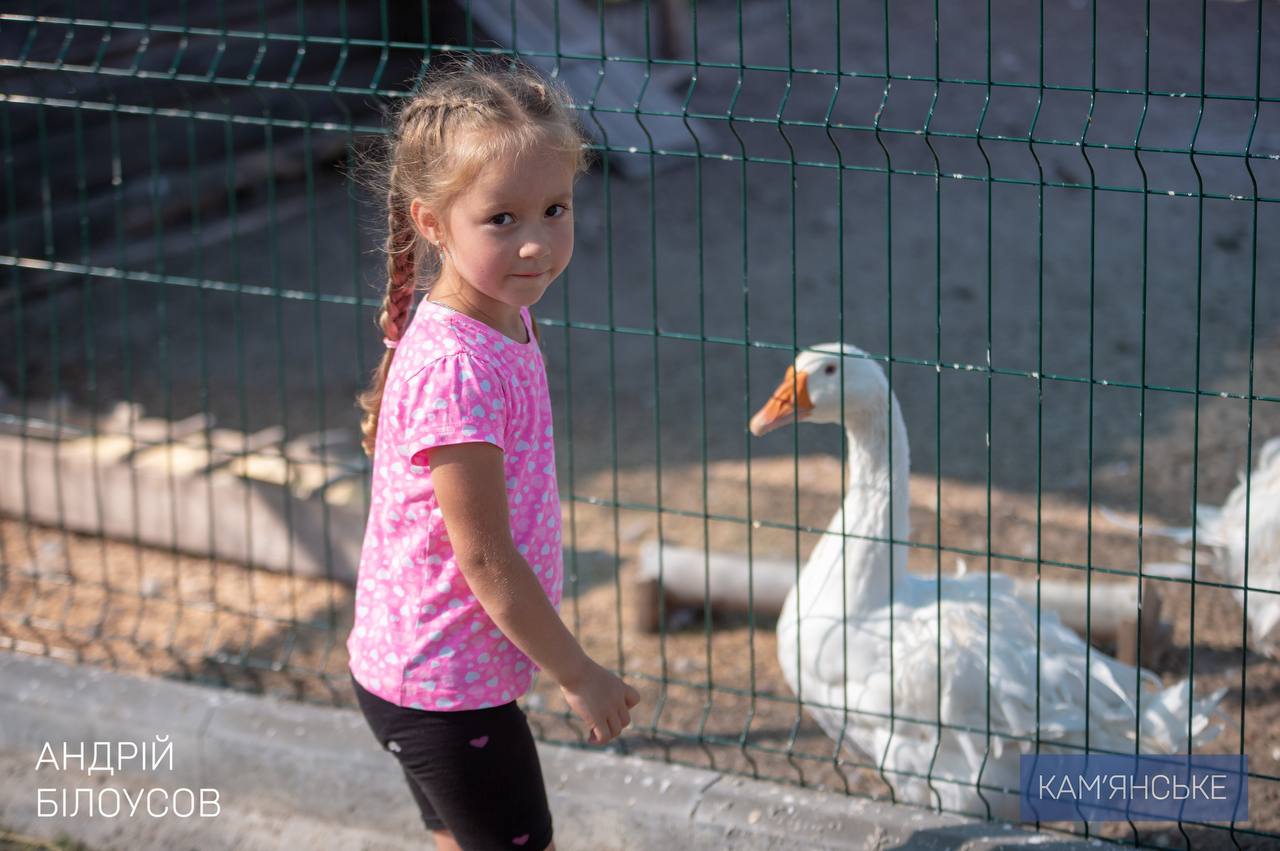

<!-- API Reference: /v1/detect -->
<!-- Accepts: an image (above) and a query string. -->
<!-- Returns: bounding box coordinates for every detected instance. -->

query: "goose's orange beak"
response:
[749,366,814,436]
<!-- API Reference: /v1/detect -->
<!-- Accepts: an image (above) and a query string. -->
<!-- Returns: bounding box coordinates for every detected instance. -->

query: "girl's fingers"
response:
[624,685,641,708]
[619,708,631,729]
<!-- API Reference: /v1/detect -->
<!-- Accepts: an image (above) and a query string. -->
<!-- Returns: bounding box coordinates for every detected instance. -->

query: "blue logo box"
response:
[1019,754,1249,822]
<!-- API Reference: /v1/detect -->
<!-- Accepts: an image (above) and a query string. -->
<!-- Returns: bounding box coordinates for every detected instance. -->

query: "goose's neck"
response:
[801,395,912,616]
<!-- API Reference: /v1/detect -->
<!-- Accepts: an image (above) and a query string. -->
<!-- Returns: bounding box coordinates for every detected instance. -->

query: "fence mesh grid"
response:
[1,1,1278,847]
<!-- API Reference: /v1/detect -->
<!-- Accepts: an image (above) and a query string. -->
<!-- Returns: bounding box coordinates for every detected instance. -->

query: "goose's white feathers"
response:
[1197,436,1280,658]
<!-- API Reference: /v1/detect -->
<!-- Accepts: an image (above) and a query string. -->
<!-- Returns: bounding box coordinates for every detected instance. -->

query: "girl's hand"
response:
[558,659,642,746]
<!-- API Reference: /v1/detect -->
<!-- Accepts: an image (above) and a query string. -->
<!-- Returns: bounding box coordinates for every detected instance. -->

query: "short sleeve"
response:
[394,353,507,467]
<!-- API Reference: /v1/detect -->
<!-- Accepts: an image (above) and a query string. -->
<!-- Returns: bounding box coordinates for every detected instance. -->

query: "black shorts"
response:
[351,672,554,850]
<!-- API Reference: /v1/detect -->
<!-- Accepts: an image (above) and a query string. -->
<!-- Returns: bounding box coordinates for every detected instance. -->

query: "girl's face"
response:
[414,141,576,314]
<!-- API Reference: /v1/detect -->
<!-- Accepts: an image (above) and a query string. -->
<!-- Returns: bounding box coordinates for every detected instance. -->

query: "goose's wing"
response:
[984,596,1227,754]
[799,594,1224,756]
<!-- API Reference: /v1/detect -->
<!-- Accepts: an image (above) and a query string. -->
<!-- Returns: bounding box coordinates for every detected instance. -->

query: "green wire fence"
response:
[1,2,1277,848]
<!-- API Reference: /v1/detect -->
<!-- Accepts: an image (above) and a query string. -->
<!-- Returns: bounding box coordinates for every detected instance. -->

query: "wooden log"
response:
[633,541,793,632]
[633,542,1169,664]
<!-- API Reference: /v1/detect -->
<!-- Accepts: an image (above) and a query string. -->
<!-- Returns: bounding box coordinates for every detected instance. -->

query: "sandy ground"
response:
[2,451,1277,848]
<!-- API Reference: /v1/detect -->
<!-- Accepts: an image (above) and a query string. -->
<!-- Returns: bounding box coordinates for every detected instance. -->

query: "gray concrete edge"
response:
[0,653,1095,850]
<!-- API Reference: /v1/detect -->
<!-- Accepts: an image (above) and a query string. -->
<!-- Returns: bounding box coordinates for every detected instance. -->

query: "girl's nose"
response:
[519,241,550,260]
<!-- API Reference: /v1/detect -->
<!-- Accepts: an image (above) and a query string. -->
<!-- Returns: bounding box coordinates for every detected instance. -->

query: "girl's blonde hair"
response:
[356,55,591,458]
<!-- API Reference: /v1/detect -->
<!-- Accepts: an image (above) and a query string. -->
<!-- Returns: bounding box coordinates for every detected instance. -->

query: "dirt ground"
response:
[3,450,1278,848]
[3,1,1280,848]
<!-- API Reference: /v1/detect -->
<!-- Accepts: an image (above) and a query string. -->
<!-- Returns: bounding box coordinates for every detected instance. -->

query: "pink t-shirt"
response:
[347,299,563,710]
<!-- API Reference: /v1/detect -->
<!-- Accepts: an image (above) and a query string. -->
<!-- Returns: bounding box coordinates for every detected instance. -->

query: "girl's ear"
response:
[409,198,444,245]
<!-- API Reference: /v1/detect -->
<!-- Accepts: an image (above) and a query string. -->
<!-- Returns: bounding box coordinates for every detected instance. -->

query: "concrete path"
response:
[0,653,1093,851]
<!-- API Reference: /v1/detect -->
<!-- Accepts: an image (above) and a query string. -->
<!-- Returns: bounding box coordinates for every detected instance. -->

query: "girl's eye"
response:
[824,364,837,375]
[490,213,514,226]
[546,204,568,218]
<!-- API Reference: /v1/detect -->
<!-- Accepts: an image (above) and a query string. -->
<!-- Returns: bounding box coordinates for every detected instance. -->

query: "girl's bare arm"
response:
[427,441,591,686]
[428,441,639,743]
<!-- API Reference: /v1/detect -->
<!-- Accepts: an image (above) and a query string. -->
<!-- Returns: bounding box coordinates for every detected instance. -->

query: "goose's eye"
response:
[824,364,837,375]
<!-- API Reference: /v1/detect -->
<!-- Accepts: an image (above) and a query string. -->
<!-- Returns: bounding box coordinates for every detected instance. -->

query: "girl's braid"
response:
[378,175,419,345]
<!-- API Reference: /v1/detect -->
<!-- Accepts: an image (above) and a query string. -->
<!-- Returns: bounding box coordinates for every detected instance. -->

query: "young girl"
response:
[346,58,640,851]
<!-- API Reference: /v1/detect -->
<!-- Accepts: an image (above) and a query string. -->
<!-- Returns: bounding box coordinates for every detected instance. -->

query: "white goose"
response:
[1196,436,1280,659]
[749,343,1227,819]
[1102,437,1280,659]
